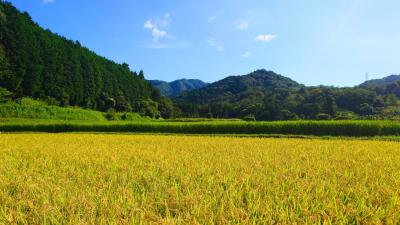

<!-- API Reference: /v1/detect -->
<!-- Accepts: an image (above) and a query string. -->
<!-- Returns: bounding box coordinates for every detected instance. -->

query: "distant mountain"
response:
[360,75,400,87]
[174,69,309,120]
[175,69,302,105]
[174,69,400,120]
[149,79,209,96]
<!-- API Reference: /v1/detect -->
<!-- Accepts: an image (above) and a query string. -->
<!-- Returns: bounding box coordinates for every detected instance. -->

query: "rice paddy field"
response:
[0,134,400,224]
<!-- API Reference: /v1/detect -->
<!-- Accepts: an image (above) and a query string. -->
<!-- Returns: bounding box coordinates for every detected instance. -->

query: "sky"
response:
[7,0,400,86]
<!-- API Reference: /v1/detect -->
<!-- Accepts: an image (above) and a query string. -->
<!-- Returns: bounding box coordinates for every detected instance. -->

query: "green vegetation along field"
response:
[0,98,149,121]
[0,134,399,224]
[2,119,400,137]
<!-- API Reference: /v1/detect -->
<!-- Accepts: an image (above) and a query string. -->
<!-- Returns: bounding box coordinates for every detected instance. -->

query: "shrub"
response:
[105,109,116,121]
[242,115,256,121]
[0,87,12,103]
[316,113,331,120]
[335,111,357,120]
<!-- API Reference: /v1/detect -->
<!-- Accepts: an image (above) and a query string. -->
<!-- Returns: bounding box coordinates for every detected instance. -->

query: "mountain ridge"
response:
[149,79,209,96]
[175,69,302,104]
[360,75,400,87]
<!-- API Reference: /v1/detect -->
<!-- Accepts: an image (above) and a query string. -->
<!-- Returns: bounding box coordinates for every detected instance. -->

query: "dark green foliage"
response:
[359,103,375,116]
[135,99,160,119]
[316,113,331,120]
[242,115,256,121]
[1,120,400,137]
[0,2,161,114]
[335,88,377,113]
[0,86,11,102]
[157,96,175,119]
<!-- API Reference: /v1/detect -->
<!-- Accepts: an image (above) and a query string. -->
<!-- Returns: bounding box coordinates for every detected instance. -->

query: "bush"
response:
[334,111,357,120]
[120,113,148,121]
[105,109,116,121]
[316,113,331,120]
[359,103,375,116]
[41,96,60,106]
[242,115,256,121]
[109,112,149,121]
[0,87,12,103]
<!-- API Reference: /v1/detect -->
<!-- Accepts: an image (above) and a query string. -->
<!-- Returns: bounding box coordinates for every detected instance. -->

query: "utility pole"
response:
[365,72,369,81]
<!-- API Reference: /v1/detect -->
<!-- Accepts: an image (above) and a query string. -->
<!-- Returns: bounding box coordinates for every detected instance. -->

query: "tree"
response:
[359,103,375,116]
[138,70,145,79]
[300,103,321,119]
[258,94,281,120]
[387,94,398,106]
[316,113,331,120]
[0,87,12,102]
[136,100,160,119]
[115,94,132,112]
[122,63,129,70]
[325,95,337,116]
[105,97,116,111]
[335,88,377,113]
[158,96,175,119]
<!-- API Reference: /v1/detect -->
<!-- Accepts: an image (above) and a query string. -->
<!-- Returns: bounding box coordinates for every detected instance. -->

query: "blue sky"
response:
[7,0,400,86]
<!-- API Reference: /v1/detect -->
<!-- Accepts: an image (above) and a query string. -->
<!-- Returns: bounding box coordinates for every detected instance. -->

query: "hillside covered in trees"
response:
[0,1,175,118]
[360,75,400,87]
[175,70,400,120]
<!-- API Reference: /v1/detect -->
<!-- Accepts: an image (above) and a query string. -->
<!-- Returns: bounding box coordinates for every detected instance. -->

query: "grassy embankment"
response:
[0,98,147,121]
[1,98,400,137]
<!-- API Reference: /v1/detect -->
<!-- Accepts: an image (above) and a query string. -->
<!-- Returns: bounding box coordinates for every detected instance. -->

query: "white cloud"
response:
[144,20,167,40]
[255,34,276,42]
[144,14,172,41]
[152,27,167,40]
[241,51,252,58]
[208,16,217,22]
[43,0,54,3]
[236,20,249,30]
[207,38,224,52]
[143,20,154,29]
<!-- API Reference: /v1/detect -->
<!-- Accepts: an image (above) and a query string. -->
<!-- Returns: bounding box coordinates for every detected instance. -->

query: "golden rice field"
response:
[0,134,400,224]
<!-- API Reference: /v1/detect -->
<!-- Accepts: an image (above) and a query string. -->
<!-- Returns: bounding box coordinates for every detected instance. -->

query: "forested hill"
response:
[175,70,400,120]
[0,2,163,115]
[149,79,209,96]
[176,69,301,105]
[360,75,400,87]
